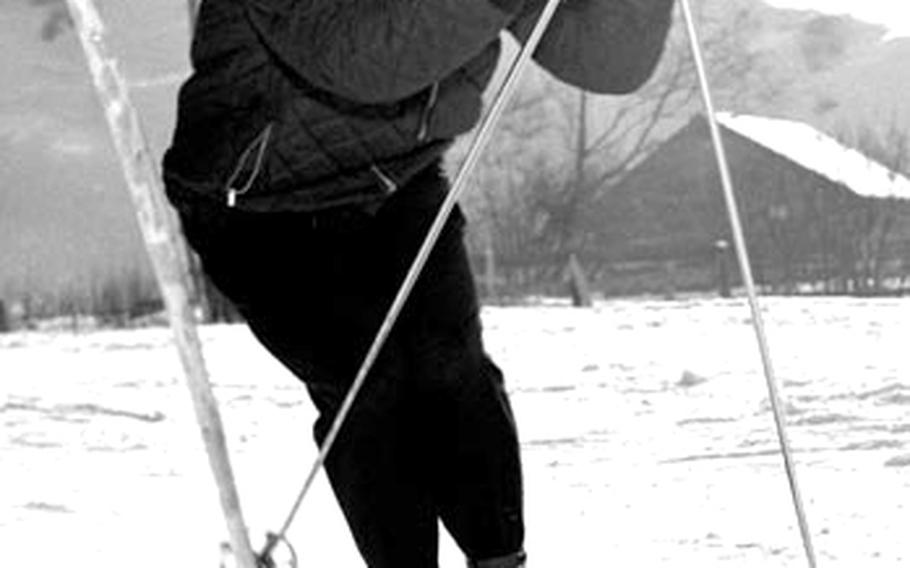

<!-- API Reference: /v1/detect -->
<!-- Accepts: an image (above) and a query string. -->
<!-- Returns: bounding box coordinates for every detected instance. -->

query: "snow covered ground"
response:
[2,296,909,567]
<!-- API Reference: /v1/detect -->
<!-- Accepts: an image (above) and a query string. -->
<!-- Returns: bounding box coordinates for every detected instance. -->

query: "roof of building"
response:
[716,112,910,200]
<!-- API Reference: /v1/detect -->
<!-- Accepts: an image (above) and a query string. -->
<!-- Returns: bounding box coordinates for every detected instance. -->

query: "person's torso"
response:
[164,0,500,213]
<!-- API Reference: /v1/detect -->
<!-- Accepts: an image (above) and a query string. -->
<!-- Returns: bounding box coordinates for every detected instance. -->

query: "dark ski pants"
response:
[178,164,525,567]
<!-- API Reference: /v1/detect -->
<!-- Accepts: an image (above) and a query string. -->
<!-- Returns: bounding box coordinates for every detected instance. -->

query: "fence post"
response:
[715,239,732,298]
[0,299,8,333]
[62,2,258,566]
[566,253,593,307]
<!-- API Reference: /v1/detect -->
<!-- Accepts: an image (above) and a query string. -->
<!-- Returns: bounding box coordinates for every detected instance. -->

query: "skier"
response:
[163,1,674,566]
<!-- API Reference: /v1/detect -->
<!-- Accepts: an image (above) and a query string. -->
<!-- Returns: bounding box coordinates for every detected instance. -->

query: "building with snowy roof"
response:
[581,113,910,296]
[715,112,910,201]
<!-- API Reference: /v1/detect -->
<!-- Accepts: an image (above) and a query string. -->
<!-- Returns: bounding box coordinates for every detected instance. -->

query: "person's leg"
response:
[242,301,442,568]
[177,159,526,566]
[375,167,525,566]
[401,312,525,566]
[178,203,441,567]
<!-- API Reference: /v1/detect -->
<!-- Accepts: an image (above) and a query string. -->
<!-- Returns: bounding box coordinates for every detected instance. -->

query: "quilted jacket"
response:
[163,0,675,213]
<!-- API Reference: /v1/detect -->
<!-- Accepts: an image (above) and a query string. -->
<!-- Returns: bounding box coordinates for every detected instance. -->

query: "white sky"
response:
[765,0,910,38]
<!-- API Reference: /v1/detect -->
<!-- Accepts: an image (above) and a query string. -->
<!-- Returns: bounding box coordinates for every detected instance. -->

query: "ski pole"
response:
[63,1,258,567]
[259,0,565,561]
[677,0,818,566]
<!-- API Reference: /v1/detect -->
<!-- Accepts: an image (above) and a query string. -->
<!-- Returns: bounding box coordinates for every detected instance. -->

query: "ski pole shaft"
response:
[63,2,257,567]
[677,1,818,566]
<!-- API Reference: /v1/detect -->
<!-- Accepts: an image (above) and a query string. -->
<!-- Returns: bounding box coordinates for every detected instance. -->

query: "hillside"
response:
[804,36,910,136]
[735,6,910,141]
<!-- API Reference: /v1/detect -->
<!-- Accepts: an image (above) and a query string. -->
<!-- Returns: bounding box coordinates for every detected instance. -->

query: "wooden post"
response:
[566,253,593,307]
[0,299,8,333]
[62,2,258,567]
[714,239,732,298]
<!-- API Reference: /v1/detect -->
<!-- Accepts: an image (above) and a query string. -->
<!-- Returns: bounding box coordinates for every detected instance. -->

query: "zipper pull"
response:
[370,165,398,194]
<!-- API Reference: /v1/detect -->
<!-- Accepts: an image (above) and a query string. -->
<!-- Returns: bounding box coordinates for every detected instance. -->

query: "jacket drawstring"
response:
[416,82,440,142]
[225,123,274,208]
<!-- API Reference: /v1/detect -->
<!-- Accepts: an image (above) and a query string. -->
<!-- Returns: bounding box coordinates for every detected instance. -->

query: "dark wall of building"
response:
[582,115,908,295]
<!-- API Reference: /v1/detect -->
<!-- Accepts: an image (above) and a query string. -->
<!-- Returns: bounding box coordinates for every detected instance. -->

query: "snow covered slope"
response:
[3,298,909,566]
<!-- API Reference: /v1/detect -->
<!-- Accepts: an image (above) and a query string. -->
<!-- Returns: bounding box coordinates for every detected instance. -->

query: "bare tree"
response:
[835,122,910,292]
[561,3,776,254]
[462,0,778,285]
